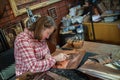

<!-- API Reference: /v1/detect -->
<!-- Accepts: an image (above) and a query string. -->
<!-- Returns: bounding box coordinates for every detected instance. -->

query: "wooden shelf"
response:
[83,20,120,45]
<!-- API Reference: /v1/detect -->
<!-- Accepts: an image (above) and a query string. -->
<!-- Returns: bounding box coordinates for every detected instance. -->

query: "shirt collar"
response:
[24,28,34,38]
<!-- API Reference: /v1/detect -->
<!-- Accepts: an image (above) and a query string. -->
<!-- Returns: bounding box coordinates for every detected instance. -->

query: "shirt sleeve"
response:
[17,39,56,73]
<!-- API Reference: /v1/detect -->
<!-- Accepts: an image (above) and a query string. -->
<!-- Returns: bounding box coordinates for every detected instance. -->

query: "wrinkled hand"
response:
[45,54,52,59]
[54,53,69,62]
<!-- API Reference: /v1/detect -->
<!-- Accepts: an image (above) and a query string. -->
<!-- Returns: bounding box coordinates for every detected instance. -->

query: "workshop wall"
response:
[0,0,78,27]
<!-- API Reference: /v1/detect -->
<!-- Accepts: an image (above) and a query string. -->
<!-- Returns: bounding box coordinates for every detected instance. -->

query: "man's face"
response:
[41,27,55,40]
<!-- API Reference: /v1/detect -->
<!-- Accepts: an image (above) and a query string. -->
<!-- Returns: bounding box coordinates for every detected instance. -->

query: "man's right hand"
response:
[53,53,69,62]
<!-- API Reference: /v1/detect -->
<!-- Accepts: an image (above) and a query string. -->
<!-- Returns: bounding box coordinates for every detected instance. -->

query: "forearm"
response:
[24,57,56,72]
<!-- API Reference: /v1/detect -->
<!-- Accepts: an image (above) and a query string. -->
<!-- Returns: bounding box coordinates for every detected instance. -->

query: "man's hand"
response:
[45,54,52,59]
[53,53,69,62]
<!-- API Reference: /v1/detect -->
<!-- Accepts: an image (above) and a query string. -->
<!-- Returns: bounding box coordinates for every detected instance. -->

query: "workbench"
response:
[78,41,120,80]
[16,41,120,80]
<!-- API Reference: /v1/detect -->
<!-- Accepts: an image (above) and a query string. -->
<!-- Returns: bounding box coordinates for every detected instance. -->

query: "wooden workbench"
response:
[78,41,120,80]
[16,41,120,80]
[82,41,120,60]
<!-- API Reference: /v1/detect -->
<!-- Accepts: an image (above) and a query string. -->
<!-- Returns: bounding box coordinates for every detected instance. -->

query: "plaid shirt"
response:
[14,28,56,76]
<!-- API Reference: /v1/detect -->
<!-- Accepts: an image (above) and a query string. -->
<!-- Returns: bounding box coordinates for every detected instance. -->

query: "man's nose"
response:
[46,35,50,39]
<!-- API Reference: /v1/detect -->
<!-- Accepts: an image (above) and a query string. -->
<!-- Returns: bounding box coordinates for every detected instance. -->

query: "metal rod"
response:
[89,4,96,41]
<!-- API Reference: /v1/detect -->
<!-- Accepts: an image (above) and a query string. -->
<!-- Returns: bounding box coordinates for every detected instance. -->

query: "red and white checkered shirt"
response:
[14,28,56,76]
